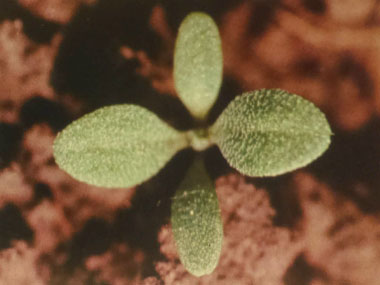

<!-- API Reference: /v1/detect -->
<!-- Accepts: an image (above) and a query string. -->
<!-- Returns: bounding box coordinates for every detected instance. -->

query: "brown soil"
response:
[1,0,380,284]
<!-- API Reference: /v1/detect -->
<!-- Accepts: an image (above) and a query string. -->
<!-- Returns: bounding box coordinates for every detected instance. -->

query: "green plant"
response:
[53,12,332,277]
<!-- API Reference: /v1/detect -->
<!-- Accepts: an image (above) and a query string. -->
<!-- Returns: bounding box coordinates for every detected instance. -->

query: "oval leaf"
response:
[54,105,188,188]
[174,12,223,119]
[171,158,223,276]
[210,89,332,176]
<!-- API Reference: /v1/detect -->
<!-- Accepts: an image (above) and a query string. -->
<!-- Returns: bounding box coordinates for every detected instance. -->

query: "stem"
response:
[185,128,213,152]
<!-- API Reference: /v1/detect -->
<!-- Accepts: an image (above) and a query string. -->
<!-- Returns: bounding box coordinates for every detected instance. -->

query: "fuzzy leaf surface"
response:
[211,89,332,176]
[171,158,223,276]
[54,105,188,188]
[174,12,223,119]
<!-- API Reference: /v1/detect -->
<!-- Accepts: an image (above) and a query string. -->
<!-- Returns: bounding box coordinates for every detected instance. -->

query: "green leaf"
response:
[171,157,223,277]
[210,89,332,176]
[53,105,188,188]
[174,12,223,120]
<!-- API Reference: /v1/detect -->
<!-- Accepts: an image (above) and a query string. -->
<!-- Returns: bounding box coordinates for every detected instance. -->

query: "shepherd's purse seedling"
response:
[54,12,332,277]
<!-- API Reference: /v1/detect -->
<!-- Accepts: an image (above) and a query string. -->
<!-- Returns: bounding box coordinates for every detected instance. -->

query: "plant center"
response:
[186,128,212,152]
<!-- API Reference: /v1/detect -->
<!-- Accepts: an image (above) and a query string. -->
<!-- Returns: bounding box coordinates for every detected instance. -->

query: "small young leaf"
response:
[171,157,223,277]
[174,12,223,120]
[210,89,332,176]
[53,105,188,188]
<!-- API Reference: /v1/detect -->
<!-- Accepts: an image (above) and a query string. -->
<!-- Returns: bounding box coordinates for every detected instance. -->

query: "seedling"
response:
[53,12,331,277]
